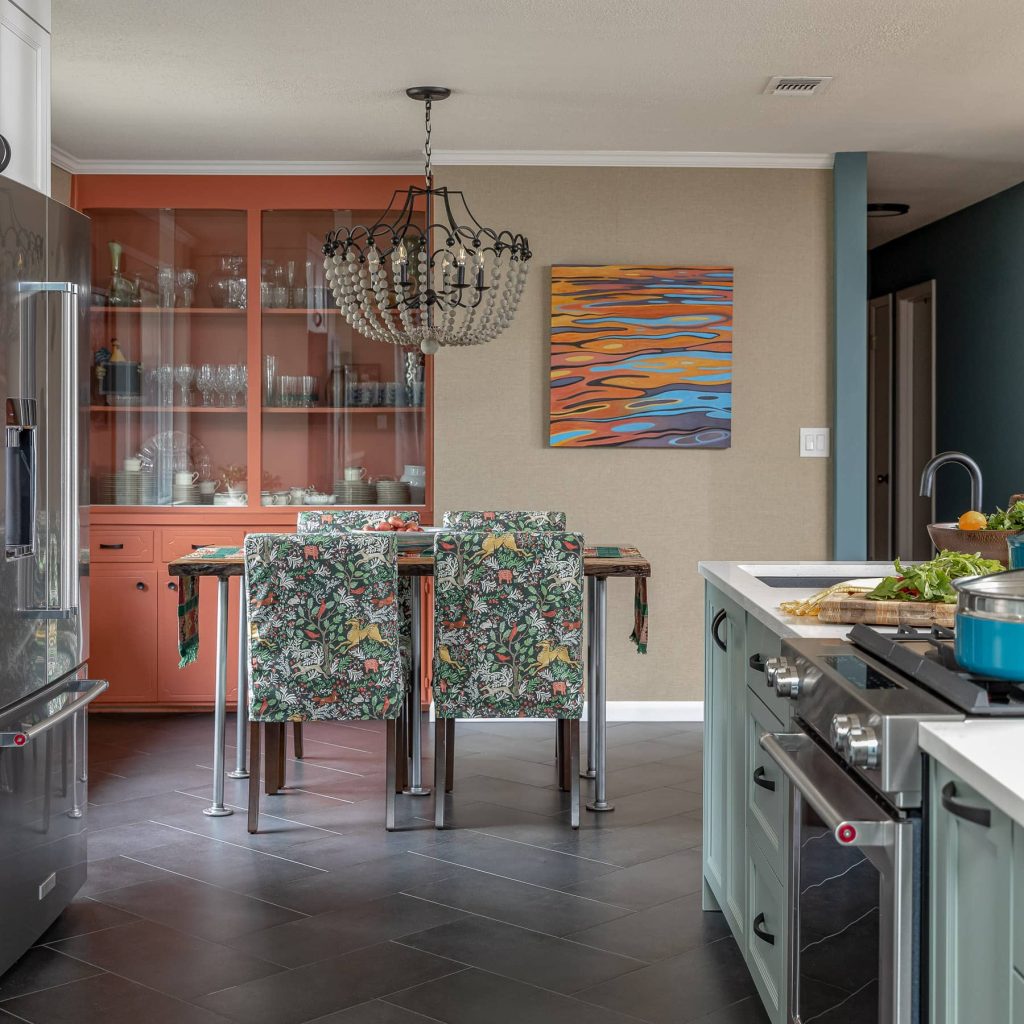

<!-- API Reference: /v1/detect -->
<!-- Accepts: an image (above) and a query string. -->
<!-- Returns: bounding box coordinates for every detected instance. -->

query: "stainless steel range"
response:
[761,624,1024,1024]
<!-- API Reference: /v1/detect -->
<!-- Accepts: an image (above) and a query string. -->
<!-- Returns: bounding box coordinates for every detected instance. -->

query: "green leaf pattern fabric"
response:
[244,532,403,723]
[432,530,584,720]
[441,510,567,531]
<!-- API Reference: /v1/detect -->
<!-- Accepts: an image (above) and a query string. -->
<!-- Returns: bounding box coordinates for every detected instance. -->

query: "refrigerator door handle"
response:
[15,281,81,618]
[0,679,107,747]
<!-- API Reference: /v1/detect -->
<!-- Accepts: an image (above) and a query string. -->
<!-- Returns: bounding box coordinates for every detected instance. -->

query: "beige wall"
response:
[433,165,833,703]
[51,163,72,204]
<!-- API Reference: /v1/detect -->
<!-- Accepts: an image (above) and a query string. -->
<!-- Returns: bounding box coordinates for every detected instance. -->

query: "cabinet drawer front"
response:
[744,613,789,725]
[747,840,787,1023]
[161,528,245,563]
[1015,824,1023,975]
[91,529,154,563]
[747,690,787,880]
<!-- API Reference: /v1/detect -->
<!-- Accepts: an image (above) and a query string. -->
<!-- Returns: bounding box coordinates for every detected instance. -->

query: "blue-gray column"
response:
[833,152,868,559]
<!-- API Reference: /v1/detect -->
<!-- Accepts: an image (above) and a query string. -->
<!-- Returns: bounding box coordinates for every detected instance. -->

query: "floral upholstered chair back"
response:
[432,530,584,720]
[296,510,420,533]
[244,532,404,722]
[441,510,566,532]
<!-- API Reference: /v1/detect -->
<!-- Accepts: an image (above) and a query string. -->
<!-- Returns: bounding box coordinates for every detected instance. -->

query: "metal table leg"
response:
[582,575,597,779]
[228,581,249,779]
[204,575,233,816]
[405,577,430,796]
[67,714,83,819]
[586,575,613,812]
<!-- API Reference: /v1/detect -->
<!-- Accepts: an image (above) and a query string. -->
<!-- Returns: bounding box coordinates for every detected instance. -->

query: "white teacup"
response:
[198,480,218,495]
[289,487,306,504]
[124,457,142,473]
[175,471,199,486]
[344,466,366,482]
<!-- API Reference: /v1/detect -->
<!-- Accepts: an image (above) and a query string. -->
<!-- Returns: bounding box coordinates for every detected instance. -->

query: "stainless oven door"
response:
[761,730,918,1024]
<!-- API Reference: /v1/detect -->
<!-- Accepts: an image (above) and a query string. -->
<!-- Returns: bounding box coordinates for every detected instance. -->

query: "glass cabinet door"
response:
[260,210,428,508]
[85,208,248,506]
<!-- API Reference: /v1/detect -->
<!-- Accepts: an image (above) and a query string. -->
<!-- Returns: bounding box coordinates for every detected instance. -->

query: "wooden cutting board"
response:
[817,593,956,628]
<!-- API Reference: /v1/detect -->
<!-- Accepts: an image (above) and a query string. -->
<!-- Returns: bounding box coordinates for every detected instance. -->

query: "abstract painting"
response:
[549,265,733,448]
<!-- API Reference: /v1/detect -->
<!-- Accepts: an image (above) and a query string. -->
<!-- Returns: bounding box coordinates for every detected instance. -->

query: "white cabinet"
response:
[0,0,50,194]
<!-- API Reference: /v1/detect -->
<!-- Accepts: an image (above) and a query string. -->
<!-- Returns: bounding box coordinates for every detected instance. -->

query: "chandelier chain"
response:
[423,98,432,185]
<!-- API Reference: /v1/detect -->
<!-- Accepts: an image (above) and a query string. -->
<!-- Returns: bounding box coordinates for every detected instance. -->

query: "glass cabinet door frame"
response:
[72,174,433,524]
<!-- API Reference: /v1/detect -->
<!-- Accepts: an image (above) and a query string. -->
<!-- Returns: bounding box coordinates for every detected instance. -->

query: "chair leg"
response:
[569,719,581,830]
[434,718,447,829]
[445,718,455,793]
[555,718,566,790]
[293,722,303,759]
[248,722,261,834]
[264,723,281,795]
[385,718,397,831]
[277,724,287,788]
[396,698,408,793]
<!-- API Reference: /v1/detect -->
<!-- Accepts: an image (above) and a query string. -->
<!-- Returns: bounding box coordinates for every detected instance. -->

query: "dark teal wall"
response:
[870,181,1024,522]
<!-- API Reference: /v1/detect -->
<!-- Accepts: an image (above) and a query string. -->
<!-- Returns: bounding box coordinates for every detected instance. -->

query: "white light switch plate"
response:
[800,427,830,458]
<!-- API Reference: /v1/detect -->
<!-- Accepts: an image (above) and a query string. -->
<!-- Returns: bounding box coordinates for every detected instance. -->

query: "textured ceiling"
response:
[52,0,1024,240]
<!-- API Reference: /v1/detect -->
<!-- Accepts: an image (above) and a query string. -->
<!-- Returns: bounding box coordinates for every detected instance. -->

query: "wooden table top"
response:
[167,543,651,579]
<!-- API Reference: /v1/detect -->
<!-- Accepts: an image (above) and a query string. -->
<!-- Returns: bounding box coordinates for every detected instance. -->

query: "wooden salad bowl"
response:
[926,523,1017,566]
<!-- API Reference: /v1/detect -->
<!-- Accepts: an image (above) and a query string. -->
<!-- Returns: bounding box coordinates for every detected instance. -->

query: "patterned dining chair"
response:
[295,509,420,779]
[441,510,567,531]
[431,529,585,828]
[243,531,405,832]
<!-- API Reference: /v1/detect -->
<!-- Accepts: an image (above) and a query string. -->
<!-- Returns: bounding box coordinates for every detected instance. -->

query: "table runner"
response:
[175,543,649,663]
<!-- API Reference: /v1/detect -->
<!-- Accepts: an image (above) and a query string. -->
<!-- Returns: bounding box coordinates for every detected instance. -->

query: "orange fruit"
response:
[958,511,987,531]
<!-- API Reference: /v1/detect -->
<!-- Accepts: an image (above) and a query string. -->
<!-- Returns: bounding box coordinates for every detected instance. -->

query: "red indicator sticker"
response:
[837,824,857,844]
[13,733,27,746]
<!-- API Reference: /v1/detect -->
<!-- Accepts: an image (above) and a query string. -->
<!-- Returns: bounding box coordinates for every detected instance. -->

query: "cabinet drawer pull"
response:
[753,912,775,945]
[135,581,146,592]
[191,544,211,550]
[753,766,776,792]
[711,609,728,652]
[941,781,991,828]
[99,543,124,550]
[167,581,178,592]
[749,653,766,673]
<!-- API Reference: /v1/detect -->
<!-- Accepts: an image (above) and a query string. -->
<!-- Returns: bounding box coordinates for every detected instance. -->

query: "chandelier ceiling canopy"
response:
[323,88,532,355]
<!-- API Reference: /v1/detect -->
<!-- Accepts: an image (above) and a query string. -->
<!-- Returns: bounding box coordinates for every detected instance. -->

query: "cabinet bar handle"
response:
[941,781,991,829]
[749,653,766,672]
[191,544,211,550]
[711,609,728,652]
[753,766,776,792]
[99,543,124,550]
[753,912,775,945]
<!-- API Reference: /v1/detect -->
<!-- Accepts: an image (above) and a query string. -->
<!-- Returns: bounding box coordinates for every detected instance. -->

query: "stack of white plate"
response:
[172,483,200,506]
[374,481,411,505]
[333,480,377,504]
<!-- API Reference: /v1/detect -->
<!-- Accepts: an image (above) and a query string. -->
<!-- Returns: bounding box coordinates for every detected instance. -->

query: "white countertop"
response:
[920,721,1024,828]
[698,561,1024,828]
[697,560,895,639]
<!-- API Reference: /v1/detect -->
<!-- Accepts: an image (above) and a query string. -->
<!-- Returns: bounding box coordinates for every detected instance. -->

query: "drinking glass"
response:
[155,364,174,406]
[264,355,277,406]
[238,364,249,406]
[196,363,215,406]
[156,265,176,308]
[174,364,195,406]
[215,365,233,407]
[176,268,198,308]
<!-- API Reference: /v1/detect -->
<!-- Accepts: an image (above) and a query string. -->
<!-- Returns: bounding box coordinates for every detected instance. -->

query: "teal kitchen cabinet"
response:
[703,585,790,1023]
[702,585,747,938]
[931,760,1016,1024]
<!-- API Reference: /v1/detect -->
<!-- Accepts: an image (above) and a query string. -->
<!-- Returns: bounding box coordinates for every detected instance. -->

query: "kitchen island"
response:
[698,560,1024,1024]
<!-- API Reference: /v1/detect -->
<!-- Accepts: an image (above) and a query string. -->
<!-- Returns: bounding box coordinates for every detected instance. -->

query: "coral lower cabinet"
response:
[75,174,434,708]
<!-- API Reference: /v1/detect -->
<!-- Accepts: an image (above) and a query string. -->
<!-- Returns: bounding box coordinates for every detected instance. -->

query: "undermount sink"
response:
[755,575,859,589]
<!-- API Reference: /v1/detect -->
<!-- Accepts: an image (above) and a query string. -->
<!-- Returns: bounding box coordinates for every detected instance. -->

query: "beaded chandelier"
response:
[322,88,532,355]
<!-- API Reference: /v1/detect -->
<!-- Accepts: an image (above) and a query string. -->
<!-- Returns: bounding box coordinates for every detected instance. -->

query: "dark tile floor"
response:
[0,715,767,1024]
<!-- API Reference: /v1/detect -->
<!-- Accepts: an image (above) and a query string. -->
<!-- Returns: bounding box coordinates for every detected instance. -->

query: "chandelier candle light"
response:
[322,88,532,354]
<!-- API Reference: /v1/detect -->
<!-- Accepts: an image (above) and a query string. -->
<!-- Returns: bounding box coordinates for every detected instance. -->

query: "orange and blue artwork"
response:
[550,265,733,448]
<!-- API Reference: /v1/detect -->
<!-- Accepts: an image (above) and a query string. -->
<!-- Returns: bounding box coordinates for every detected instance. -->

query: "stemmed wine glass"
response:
[173,364,195,406]
[176,269,198,308]
[196,363,215,406]
[155,365,174,406]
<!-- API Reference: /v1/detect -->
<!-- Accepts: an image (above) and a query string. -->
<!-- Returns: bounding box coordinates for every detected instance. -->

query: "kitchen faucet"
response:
[919,451,984,514]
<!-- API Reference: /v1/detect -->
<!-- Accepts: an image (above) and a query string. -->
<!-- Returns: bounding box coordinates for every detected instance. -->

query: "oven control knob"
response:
[769,659,802,699]
[764,656,786,688]
[845,726,880,769]
[830,713,862,752]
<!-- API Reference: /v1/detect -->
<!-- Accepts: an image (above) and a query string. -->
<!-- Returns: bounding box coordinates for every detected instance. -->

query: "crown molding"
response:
[52,145,834,175]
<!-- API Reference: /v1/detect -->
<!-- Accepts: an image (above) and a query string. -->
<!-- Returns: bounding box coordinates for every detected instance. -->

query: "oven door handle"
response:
[0,679,108,747]
[760,731,896,847]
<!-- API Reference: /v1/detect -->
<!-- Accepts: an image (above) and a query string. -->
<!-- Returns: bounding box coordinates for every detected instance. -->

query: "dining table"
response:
[167,541,651,820]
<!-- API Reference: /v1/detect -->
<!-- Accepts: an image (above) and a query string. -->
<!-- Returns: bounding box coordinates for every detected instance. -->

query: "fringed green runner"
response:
[584,546,649,654]
[177,575,200,667]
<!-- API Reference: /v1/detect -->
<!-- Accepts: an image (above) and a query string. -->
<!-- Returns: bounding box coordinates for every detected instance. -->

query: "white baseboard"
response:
[430,701,704,723]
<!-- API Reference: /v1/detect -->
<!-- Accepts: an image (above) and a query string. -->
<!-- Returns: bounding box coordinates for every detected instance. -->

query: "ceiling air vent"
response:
[764,76,833,96]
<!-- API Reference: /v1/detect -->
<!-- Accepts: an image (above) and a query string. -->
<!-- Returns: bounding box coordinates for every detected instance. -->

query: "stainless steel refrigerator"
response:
[0,175,107,975]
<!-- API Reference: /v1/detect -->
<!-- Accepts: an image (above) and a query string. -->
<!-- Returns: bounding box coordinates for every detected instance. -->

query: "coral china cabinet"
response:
[72,176,434,708]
